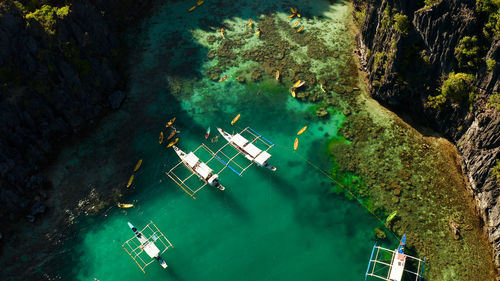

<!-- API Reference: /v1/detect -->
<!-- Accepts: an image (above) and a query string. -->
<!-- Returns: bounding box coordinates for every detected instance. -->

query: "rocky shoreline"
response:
[352,0,500,274]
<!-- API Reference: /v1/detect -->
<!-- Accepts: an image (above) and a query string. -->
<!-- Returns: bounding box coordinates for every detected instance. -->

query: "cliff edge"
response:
[354,0,500,273]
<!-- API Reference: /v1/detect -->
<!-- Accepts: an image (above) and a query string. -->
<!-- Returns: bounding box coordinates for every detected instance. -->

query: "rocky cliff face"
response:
[355,0,500,272]
[0,0,150,234]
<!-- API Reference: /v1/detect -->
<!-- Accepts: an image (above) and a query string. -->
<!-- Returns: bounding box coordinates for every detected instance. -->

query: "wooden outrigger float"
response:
[217,127,277,173]
[365,234,425,281]
[166,144,231,199]
[122,221,174,274]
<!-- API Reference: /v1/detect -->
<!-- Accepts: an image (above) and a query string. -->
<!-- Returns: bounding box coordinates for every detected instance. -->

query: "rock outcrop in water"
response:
[353,0,500,273]
[0,0,150,230]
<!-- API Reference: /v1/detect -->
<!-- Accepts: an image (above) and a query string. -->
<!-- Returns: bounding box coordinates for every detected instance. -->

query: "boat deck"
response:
[365,244,425,281]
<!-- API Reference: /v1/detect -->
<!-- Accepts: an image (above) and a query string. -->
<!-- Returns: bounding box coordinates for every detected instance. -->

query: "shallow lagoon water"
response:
[49,0,401,280]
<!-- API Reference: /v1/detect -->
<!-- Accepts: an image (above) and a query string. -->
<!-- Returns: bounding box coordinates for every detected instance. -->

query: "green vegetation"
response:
[492,159,500,182]
[487,92,500,110]
[442,72,475,102]
[354,7,366,26]
[486,58,497,71]
[427,72,475,108]
[381,5,392,28]
[476,0,500,40]
[455,36,481,69]
[372,51,385,71]
[25,4,70,35]
[394,13,410,35]
[424,0,442,8]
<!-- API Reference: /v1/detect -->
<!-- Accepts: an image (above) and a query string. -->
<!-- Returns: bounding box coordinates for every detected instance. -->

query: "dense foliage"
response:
[487,92,500,110]
[476,0,500,40]
[25,4,70,34]
[394,13,409,35]
[428,72,475,108]
[454,36,481,69]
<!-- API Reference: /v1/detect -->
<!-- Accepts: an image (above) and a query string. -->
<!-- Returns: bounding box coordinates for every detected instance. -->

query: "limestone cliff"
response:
[354,0,500,272]
[0,0,150,232]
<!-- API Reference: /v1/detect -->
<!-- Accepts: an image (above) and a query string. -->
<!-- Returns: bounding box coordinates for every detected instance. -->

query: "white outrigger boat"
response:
[173,145,225,191]
[122,221,174,273]
[217,127,276,172]
[167,144,228,198]
[365,234,425,281]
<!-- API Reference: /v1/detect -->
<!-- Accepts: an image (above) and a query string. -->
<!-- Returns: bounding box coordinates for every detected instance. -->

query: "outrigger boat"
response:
[365,234,425,281]
[123,221,174,273]
[167,144,231,198]
[217,127,276,171]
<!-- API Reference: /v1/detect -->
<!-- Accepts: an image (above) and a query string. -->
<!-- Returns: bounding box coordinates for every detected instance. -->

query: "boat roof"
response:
[388,254,406,281]
[232,134,248,147]
[185,152,199,168]
[254,150,271,165]
[143,241,160,258]
[195,162,212,178]
[243,142,261,158]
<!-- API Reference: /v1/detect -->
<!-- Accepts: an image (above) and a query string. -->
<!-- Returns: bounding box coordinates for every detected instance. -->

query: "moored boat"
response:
[294,137,299,150]
[172,146,225,190]
[167,138,179,148]
[217,128,277,171]
[134,159,143,172]
[165,117,176,128]
[231,113,240,125]
[127,175,135,188]
[118,203,134,208]
[127,222,168,269]
[167,129,176,140]
[205,126,211,139]
[159,131,164,144]
[297,126,308,135]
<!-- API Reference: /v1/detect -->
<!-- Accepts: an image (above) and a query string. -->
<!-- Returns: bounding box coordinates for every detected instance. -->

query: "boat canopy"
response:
[195,162,212,179]
[254,151,271,165]
[185,152,199,168]
[232,134,248,147]
[243,142,261,158]
[143,242,161,258]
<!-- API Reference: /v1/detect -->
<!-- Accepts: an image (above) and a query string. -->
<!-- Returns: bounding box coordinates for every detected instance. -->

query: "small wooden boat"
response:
[117,203,134,208]
[188,5,196,12]
[220,28,225,37]
[231,113,241,125]
[256,28,261,36]
[219,75,228,82]
[167,138,179,148]
[297,26,304,33]
[288,13,296,19]
[293,21,299,28]
[297,13,301,18]
[127,175,135,188]
[159,131,164,144]
[320,84,327,92]
[290,88,296,98]
[294,138,299,150]
[275,70,280,80]
[167,129,176,140]
[293,80,302,88]
[290,7,297,14]
[196,0,204,6]
[134,159,143,172]
[165,117,176,128]
[248,19,253,27]
[205,126,211,139]
[297,126,308,135]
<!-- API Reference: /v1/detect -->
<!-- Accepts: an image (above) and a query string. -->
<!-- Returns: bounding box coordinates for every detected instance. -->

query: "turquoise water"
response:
[52,0,399,280]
